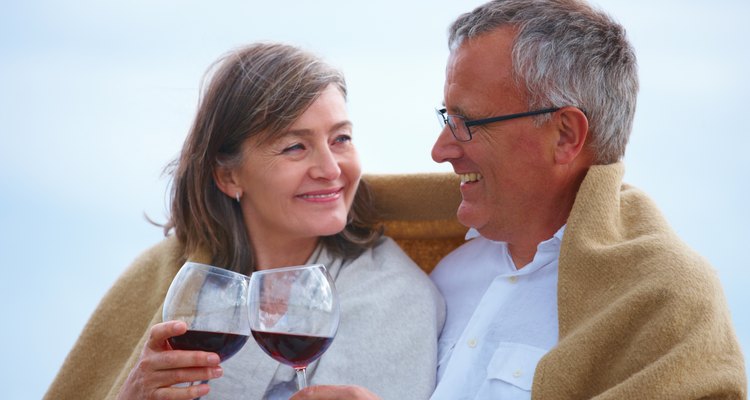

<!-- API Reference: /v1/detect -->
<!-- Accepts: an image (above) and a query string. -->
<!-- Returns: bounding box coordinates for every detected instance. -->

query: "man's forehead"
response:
[444,28,522,115]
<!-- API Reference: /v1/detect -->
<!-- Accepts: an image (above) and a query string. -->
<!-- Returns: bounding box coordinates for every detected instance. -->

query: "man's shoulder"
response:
[429,236,500,290]
[432,236,490,268]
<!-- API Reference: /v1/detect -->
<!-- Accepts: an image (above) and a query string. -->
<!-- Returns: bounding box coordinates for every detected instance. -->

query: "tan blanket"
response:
[44,236,445,400]
[44,173,464,400]
[45,166,746,399]
[533,163,747,399]
[44,238,191,399]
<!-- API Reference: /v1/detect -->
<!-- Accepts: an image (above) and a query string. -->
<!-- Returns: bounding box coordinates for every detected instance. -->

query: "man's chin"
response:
[456,205,486,231]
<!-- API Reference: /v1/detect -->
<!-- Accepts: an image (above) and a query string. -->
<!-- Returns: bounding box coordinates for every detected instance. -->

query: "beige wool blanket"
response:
[44,237,443,400]
[45,237,191,400]
[45,163,746,399]
[44,173,463,400]
[532,163,746,399]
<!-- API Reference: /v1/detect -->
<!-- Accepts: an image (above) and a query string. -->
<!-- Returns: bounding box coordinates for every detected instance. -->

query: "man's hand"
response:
[290,385,381,400]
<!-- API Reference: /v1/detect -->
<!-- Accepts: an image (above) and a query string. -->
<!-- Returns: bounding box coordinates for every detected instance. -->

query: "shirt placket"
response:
[432,272,519,399]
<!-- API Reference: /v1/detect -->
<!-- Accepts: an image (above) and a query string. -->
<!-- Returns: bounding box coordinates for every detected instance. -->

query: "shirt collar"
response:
[464,225,566,242]
[466,225,566,275]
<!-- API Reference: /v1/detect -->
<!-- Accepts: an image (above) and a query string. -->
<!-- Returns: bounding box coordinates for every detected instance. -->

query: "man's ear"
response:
[213,163,242,199]
[554,107,589,165]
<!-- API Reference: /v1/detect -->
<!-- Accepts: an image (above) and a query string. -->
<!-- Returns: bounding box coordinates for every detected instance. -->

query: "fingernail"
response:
[173,321,186,332]
[207,354,220,364]
[212,367,223,378]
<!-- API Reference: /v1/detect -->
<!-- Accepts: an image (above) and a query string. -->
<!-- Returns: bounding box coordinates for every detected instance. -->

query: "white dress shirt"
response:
[429,227,564,400]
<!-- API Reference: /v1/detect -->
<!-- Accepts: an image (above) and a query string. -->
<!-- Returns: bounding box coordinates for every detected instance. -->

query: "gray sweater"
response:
[208,237,446,399]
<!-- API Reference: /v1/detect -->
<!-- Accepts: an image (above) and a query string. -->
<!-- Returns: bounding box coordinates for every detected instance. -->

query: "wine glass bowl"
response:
[248,264,340,389]
[163,262,251,362]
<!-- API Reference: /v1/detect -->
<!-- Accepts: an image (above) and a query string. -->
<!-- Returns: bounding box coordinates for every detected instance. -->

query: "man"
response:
[293,0,747,399]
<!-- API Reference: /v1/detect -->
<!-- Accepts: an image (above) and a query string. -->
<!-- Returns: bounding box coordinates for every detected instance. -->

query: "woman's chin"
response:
[315,220,348,237]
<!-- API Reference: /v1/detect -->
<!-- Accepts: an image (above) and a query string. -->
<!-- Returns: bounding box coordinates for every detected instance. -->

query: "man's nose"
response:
[431,125,461,163]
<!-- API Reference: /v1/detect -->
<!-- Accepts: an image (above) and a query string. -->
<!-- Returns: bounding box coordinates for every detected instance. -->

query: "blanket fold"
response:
[532,162,746,399]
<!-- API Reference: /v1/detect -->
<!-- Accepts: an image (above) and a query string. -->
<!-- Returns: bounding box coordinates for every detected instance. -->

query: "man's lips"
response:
[458,172,483,184]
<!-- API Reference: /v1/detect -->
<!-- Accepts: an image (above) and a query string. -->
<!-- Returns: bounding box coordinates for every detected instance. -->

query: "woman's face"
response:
[233,85,361,246]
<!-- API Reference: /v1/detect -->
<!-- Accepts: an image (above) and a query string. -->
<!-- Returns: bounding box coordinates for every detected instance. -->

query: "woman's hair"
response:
[163,42,381,275]
[448,0,639,164]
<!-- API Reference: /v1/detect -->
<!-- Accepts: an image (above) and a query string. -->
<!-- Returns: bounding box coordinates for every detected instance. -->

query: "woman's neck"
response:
[251,235,320,270]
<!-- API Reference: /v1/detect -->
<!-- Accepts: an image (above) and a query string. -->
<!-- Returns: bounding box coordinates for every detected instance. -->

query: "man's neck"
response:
[506,225,562,269]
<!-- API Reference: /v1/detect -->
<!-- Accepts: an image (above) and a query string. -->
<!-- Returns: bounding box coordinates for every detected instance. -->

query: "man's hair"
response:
[164,42,381,275]
[449,0,639,164]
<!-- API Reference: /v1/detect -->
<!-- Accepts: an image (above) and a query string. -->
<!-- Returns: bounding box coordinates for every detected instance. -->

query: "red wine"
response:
[168,330,249,361]
[251,330,334,368]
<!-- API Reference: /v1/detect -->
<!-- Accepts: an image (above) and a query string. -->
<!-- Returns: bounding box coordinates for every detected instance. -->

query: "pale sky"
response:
[1,1,748,398]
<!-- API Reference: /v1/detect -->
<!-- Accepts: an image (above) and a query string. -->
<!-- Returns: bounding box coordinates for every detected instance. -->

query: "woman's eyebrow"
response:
[284,120,353,137]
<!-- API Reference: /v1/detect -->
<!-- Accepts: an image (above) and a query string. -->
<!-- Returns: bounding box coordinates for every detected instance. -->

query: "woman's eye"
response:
[333,134,352,144]
[281,143,305,153]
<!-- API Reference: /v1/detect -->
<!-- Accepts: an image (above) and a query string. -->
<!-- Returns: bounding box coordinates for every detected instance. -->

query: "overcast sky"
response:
[1,1,748,398]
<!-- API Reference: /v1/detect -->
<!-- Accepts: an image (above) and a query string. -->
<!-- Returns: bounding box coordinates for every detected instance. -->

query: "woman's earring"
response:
[235,192,241,203]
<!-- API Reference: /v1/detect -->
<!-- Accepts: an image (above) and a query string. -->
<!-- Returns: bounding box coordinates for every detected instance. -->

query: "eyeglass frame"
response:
[436,106,561,142]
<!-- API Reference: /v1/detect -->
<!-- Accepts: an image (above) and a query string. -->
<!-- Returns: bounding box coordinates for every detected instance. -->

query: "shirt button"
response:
[513,369,522,378]
[467,338,477,348]
[508,276,518,283]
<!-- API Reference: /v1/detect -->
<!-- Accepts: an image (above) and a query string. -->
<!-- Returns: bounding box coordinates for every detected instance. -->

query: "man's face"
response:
[431,27,559,243]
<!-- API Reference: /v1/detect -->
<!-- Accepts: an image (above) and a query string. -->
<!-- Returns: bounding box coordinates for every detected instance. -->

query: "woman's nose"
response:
[310,147,341,180]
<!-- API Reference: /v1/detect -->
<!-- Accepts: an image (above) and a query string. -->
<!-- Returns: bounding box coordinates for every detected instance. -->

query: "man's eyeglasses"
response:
[435,107,560,142]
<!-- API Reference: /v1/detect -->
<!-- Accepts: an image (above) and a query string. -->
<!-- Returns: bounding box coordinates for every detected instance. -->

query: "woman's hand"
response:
[290,385,381,400]
[116,321,223,400]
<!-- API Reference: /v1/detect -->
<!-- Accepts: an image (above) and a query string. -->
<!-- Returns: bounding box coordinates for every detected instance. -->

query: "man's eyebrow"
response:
[440,100,469,117]
[450,105,470,118]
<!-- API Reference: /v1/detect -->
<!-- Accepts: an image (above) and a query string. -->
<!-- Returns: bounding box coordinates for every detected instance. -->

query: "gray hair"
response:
[449,0,639,164]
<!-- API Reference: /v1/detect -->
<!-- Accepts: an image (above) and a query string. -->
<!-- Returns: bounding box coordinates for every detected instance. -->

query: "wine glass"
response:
[163,262,251,393]
[248,264,340,390]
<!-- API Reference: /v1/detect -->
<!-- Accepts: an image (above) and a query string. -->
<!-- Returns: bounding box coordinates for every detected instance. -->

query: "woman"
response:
[44,43,444,400]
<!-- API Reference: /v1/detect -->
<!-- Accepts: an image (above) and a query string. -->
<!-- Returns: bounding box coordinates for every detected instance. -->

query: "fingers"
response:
[290,385,381,400]
[134,381,211,400]
[163,383,210,400]
[119,359,222,399]
[136,321,223,389]
[145,363,224,385]
[144,321,221,370]
[147,321,187,351]
[118,362,221,400]
[143,348,221,371]
[118,322,226,400]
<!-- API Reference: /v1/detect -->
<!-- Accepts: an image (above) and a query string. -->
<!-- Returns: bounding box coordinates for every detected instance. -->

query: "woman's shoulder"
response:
[369,236,416,263]
[342,236,441,298]
[369,236,428,276]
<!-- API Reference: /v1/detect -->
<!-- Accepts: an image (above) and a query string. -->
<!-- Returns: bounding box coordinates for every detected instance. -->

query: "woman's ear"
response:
[213,163,242,199]
[554,107,589,165]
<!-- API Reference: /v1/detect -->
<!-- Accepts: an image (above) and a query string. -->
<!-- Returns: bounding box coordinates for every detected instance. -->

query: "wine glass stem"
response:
[295,367,308,389]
